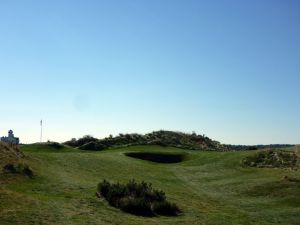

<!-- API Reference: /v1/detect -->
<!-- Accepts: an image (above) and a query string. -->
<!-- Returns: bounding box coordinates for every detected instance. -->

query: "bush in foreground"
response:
[97,180,181,217]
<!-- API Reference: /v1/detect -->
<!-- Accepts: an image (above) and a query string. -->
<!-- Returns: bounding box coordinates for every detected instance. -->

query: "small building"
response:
[1,130,20,145]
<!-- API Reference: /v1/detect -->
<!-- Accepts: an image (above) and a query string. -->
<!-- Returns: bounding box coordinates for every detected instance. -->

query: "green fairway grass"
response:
[0,144,299,225]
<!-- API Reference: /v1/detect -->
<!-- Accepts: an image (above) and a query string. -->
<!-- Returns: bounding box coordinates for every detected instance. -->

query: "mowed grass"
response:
[0,144,299,225]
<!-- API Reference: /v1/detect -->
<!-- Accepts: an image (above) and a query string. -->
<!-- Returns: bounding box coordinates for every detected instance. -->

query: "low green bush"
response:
[97,180,181,217]
[153,200,180,216]
[242,150,299,168]
[119,197,153,216]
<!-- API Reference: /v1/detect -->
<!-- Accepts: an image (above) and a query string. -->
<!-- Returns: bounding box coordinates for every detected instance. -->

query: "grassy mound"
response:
[45,142,64,149]
[22,142,66,152]
[0,142,24,173]
[64,130,227,151]
[97,180,181,217]
[125,152,186,164]
[0,142,33,177]
[242,150,299,168]
[244,176,300,207]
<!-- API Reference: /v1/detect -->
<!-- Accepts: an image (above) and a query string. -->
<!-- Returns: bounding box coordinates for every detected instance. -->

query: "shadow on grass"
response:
[244,176,300,207]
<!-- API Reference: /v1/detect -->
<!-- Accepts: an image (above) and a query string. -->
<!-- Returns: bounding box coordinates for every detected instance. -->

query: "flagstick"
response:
[40,120,43,143]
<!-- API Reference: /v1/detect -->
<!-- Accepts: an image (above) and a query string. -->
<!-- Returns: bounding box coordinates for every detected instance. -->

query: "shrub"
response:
[64,138,77,147]
[65,135,98,148]
[97,180,181,217]
[153,200,181,216]
[242,150,299,168]
[119,197,153,216]
[78,141,106,151]
[98,179,110,198]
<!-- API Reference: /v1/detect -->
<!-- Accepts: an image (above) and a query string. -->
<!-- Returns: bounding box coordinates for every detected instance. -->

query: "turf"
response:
[0,144,299,225]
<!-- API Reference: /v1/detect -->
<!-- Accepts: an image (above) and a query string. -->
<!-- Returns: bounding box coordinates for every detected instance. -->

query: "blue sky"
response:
[0,0,299,144]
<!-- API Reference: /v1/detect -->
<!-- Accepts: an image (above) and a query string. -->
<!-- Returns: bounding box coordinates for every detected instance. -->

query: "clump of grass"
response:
[242,150,299,168]
[97,179,181,217]
[3,163,33,177]
[282,175,300,183]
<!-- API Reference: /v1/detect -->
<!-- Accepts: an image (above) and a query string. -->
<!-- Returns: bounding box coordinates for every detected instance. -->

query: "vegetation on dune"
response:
[97,179,181,217]
[242,149,299,168]
[64,130,227,151]
[0,142,24,169]
[78,141,106,151]
[0,142,33,177]
[0,142,28,173]
[3,163,33,177]
[225,144,295,151]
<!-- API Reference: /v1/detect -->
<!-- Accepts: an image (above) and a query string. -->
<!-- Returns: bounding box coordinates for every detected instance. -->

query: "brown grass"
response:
[0,142,23,173]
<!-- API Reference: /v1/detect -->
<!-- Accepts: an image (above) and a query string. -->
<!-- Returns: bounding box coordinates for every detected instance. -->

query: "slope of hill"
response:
[0,144,299,225]
[0,142,24,173]
[64,130,227,151]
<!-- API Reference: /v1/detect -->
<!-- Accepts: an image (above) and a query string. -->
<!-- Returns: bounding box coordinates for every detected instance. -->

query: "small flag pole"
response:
[40,120,43,143]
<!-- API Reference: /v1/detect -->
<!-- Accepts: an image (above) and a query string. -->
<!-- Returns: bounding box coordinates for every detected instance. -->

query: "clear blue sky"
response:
[0,0,299,144]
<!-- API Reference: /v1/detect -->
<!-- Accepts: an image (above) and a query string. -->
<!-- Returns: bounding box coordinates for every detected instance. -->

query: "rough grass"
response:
[0,142,24,174]
[0,144,299,225]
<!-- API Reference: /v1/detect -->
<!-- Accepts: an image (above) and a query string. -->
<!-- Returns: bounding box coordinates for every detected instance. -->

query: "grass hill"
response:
[64,130,227,151]
[0,144,299,225]
[0,142,24,173]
